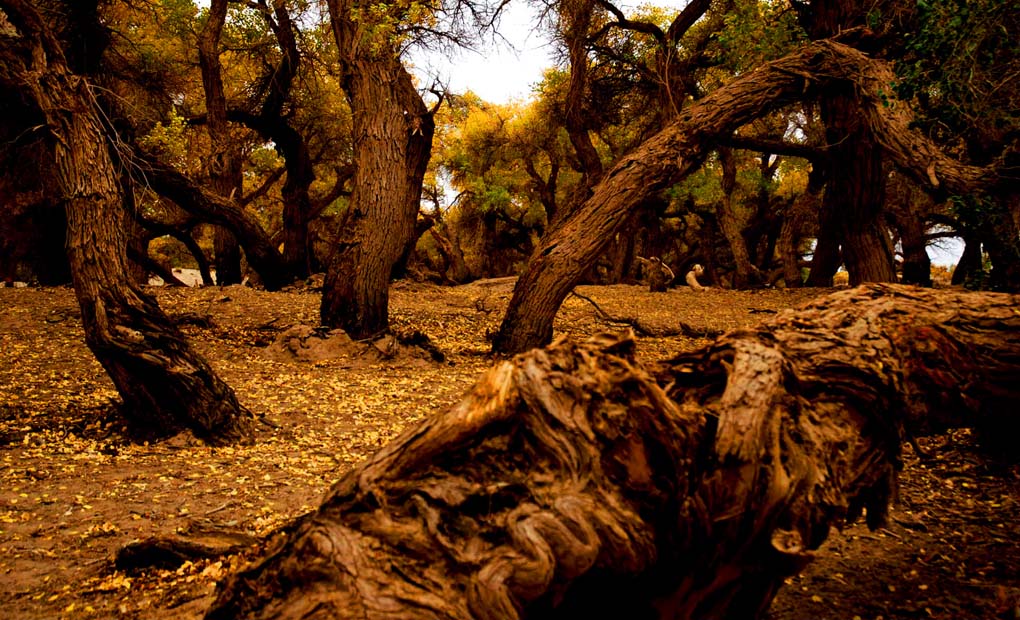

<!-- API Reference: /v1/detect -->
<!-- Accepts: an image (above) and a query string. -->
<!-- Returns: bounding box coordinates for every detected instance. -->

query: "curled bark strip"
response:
[209,284,1020,620]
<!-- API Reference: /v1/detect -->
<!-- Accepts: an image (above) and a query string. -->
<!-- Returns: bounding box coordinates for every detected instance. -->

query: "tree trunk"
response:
[320,0,435,338]
[982,195,1020,291]
[226,2,315,278]
[952,237,983,286]
[492,39,1001,353]
[428,226,471,284]
[198,0,244,285]
[213,226,242,285]
[894,209,933,287]
[207,284,1020,620]
[715,148,759,288]
[142,157,291,290]
[823,93,897,285]
[0,0,254,444]
[805,195,843,287]
[495,41,992,353]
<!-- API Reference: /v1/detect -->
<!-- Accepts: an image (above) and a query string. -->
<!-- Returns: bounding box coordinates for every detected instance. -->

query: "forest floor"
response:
[1,280,1018,620]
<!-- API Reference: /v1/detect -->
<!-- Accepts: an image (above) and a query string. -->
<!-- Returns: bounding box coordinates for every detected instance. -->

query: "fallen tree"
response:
[206,284,1019,619]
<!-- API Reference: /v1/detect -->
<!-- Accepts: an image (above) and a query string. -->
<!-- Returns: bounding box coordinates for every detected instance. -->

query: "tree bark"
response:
[715,147,759,288]
[952,237,983,286]
[805,198,842,286]
[320,0,435,338]
[822,91,897,285]
[0,0,254,444]
[207,284,1020,620]
[141,156,291,290]
[198,0,243,285]
[492,38,1001,354]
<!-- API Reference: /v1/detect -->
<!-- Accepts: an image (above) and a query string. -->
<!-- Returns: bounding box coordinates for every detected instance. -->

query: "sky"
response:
[410,1,695,104]
[409,2,555,104]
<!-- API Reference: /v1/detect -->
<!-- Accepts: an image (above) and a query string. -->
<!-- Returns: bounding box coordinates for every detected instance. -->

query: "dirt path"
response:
[1,282,1016,619]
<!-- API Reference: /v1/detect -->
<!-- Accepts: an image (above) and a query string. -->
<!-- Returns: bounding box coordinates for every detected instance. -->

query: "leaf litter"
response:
[0,281,1017,619]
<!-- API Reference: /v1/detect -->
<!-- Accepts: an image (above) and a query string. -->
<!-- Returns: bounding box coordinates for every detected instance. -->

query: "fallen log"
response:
[207,284,1020,620]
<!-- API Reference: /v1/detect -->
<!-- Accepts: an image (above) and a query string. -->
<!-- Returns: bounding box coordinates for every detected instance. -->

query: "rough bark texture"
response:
[492,38,1002,354]
[198,0,243,285]
[0,0,254,444]
[207,284,1020,619]
[320,0,435,338]
[715,147,759,288]
[820,88,897,285]
[805,198,842,287]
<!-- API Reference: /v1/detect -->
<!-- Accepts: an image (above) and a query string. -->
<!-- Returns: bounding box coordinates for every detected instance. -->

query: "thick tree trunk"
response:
[806,199,843,286]
[320,0,435,338]
[893,208,933,287]
[0,0,254,444]
[492,39,1000,354]
[823,93,897,285]
[198,0,244,285]
[208,284,1020,620]
[716,148,759,288]
[952,237,983,286]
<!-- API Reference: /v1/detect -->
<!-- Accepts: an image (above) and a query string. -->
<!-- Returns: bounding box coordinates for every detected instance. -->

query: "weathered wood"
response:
[207,284,1020,619]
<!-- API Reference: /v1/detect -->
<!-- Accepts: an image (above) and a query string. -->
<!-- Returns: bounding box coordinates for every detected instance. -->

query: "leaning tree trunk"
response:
[141,157,291,290]
[320,0,435,338]
[0,0,254,444]
[492,39,1000,354]
[207,284,1019,620]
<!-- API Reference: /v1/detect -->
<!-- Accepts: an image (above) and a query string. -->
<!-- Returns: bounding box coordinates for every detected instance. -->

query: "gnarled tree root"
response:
[207,284,1020,620]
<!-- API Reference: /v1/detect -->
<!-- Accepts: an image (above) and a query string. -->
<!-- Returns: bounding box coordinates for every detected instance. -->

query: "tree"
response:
[799,0,898,287]
[206,284,1019,619]
[197,0,244,285]
[894,0,1020,290]
[492,38,1002,355]
[432,96,563,278]
[318,0,441,338]
[0,0,254,444]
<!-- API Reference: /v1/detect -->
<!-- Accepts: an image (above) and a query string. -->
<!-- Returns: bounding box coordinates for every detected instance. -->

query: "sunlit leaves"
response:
[138,109,189,168]
[715,0,805,72]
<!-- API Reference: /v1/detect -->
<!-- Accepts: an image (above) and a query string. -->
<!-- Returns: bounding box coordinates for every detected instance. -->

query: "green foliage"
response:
[138,109,189,168]
[157,0,199,37]
[715,0,805,71]
[896,0,1020,147]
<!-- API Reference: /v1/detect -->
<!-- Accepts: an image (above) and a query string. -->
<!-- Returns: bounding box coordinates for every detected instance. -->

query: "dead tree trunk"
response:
[208,284,1019,619]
